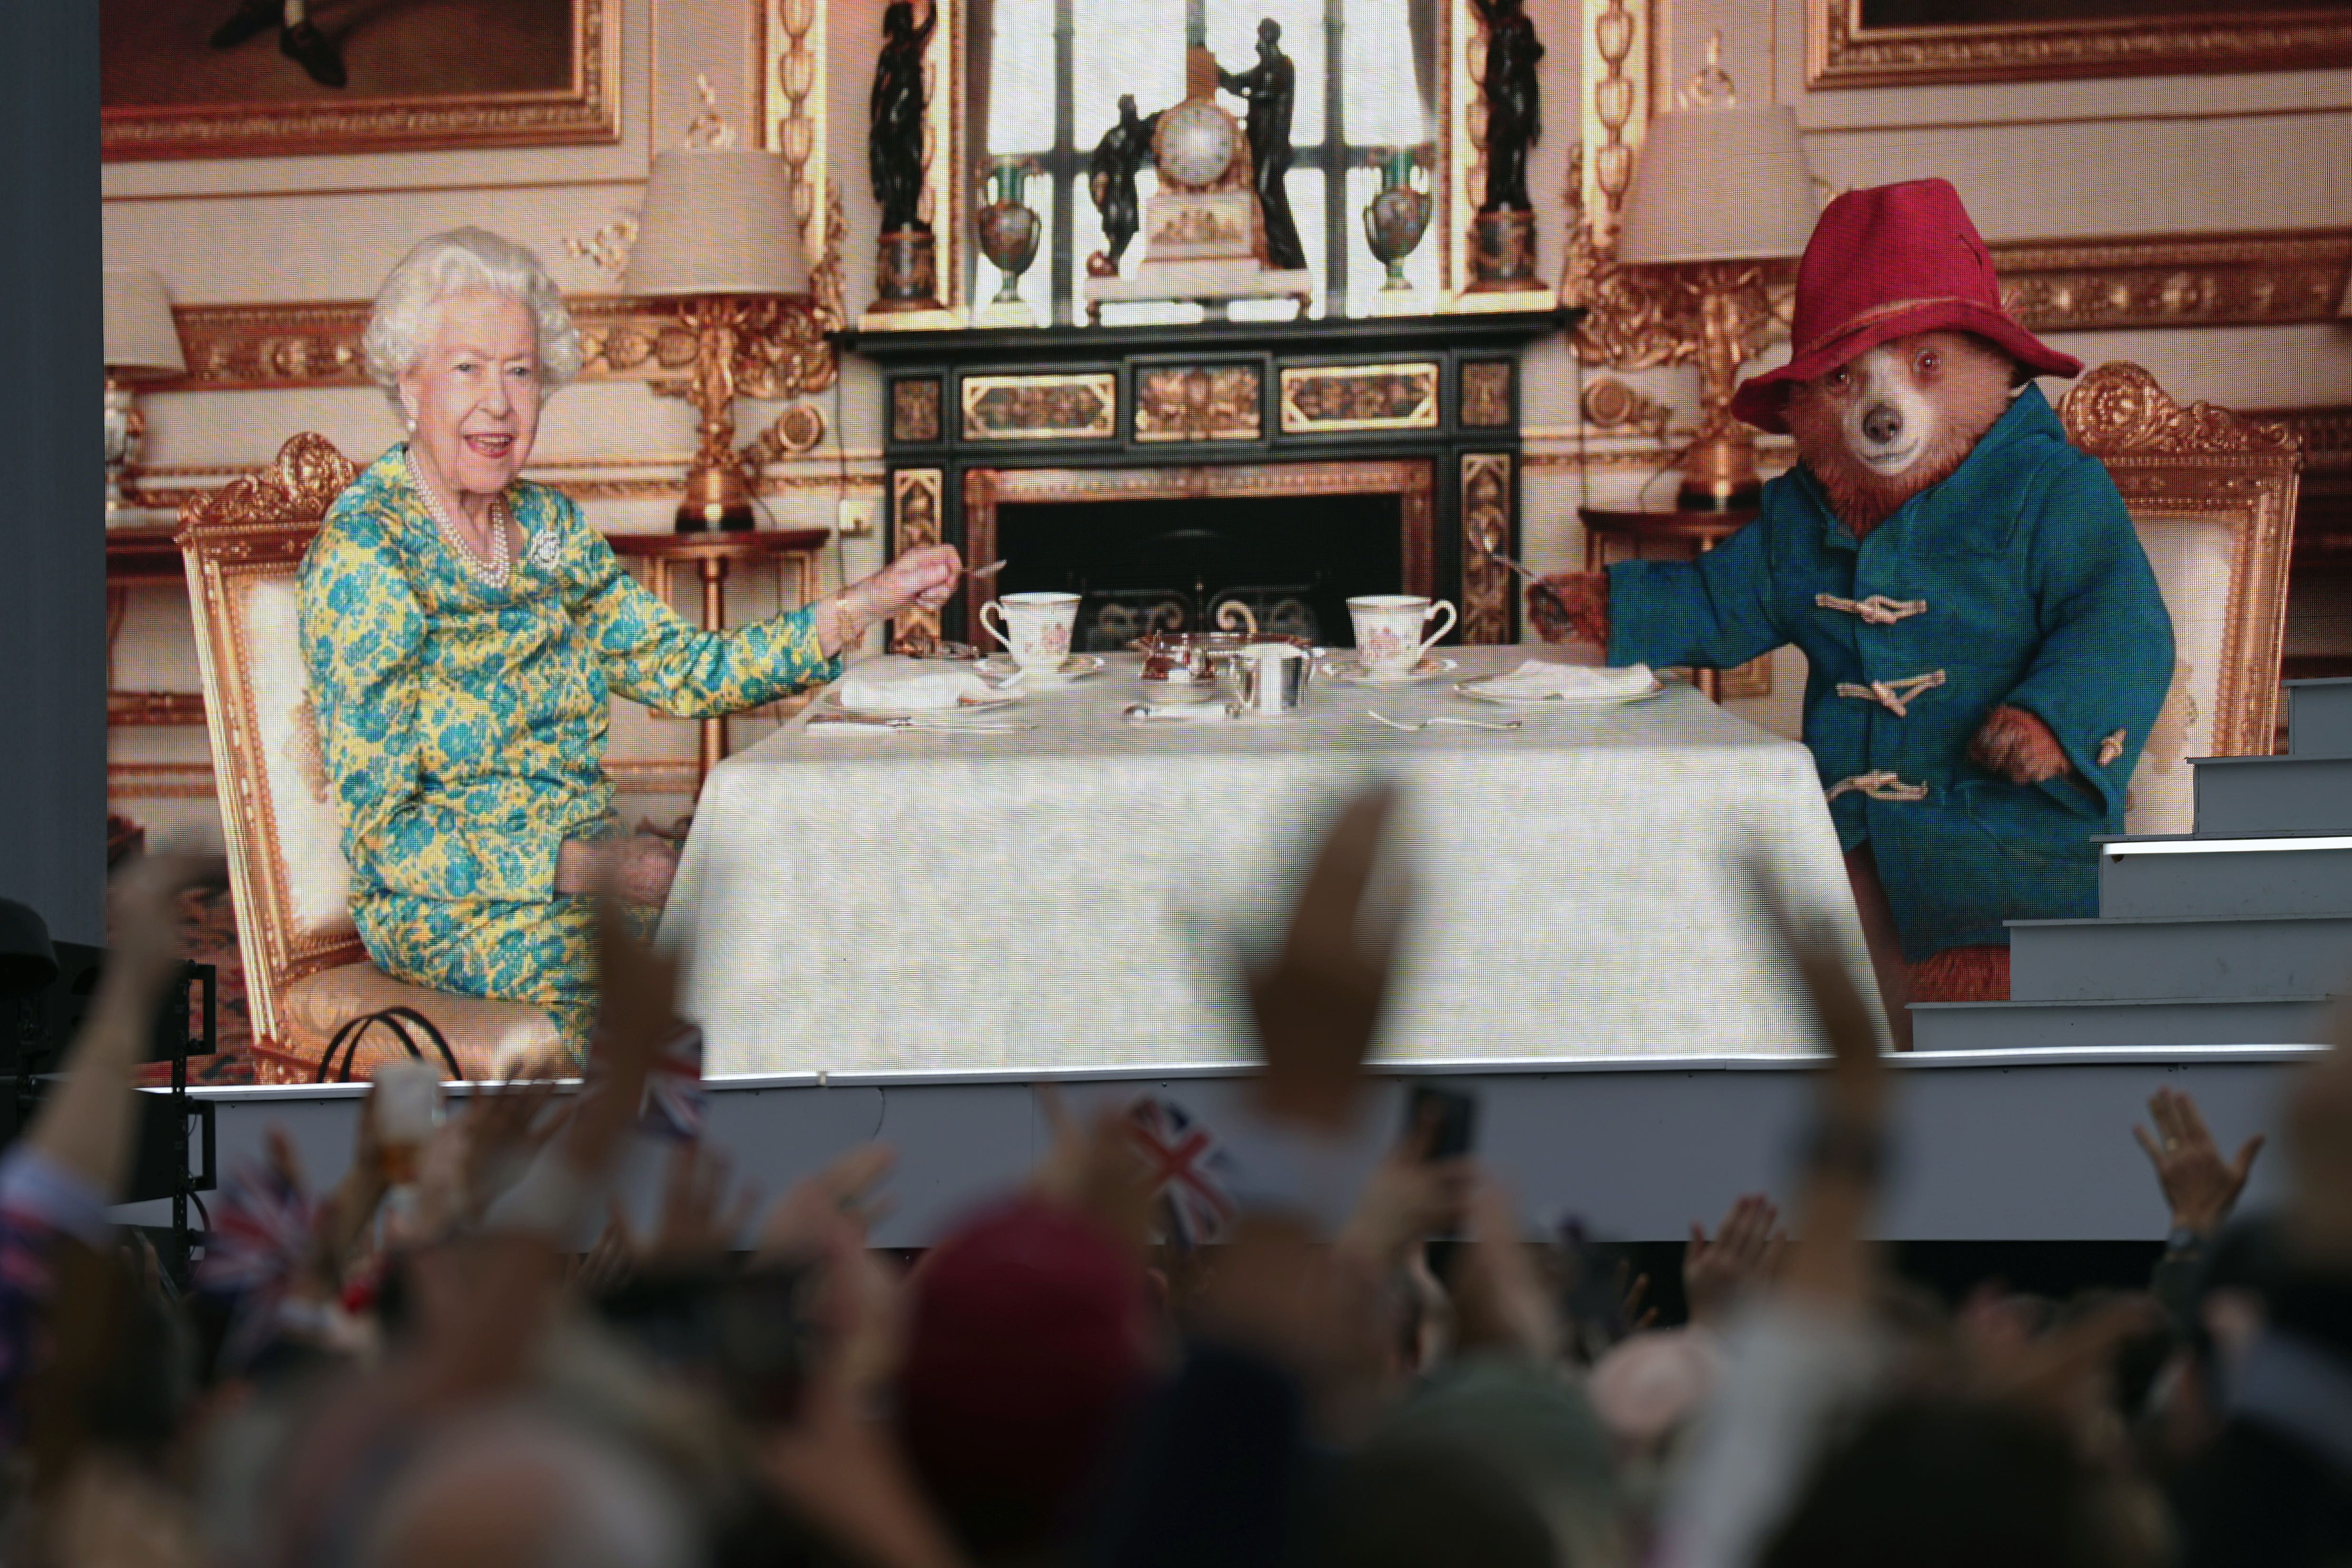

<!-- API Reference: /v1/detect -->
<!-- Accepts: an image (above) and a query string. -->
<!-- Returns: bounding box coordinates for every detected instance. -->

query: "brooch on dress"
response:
[524,527,562,571]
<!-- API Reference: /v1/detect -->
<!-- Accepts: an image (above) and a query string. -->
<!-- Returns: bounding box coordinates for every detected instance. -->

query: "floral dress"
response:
[298,445,839,1059]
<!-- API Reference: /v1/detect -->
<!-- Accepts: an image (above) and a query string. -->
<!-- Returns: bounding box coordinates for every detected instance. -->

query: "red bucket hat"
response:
[1731,178,2080,434]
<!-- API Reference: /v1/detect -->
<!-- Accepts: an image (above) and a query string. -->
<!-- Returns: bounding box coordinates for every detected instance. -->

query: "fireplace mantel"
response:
[853,310,1569,648]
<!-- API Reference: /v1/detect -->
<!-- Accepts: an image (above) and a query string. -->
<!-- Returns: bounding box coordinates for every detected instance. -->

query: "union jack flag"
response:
[196,1156,320,1372]
[196,1158,316,1297]
[637,1023,707,1142]
[1125,1095,1236,1250]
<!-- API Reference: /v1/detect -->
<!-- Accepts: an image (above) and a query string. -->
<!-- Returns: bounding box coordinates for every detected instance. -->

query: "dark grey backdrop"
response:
[0,3,104,944]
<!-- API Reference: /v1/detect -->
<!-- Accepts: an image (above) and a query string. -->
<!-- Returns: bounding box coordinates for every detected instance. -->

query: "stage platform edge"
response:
[116,1046,2322,1245]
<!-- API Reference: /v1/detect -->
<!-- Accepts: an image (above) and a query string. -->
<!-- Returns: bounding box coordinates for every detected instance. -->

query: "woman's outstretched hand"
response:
[849,543,964,620]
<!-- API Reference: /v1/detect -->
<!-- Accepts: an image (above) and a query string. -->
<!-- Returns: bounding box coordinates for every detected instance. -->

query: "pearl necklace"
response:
[408,446,510,589]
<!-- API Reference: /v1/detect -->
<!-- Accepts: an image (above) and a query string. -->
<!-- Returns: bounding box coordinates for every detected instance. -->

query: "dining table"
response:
[663,646,1885,1077]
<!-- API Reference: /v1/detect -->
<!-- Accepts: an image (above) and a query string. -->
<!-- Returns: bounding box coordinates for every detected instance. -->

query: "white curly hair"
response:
[362,227,583,414]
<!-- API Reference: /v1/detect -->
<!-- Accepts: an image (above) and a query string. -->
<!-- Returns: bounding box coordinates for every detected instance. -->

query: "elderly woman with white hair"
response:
[298,227,958,1060]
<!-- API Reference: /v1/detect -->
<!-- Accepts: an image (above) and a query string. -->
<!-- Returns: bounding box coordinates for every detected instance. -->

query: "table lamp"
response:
[1613,43,1815,510]
[624,144,810,531]
[104,269,186,519]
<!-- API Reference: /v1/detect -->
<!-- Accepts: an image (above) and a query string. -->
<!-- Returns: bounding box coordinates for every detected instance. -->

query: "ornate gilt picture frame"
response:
[1807,0,2352,89]
[103,0,618,161]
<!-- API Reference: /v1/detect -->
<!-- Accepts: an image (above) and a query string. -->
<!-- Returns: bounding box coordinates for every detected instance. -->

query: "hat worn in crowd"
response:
[1730,177,2081,434]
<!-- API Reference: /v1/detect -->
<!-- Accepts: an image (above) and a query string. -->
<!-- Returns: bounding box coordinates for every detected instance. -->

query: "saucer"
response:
[1323,655,1459,686]
[1452,672,1665,706]
[979,653,1106,682]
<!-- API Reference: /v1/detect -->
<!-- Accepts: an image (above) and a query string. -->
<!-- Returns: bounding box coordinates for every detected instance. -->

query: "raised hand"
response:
[1684,1193,1787,1327]
[1028,1083,1154,1254]
[2131,1086,2263,1237]
[1449,1175,1561,1362]
[1745,857,1886,1308]
[554,834,677,907]
[2282,1000,2352,1269]
[645,1140,759,1266]
[1248,784,1407,1132]
[1336,1117,1471,1271]
[756,1143,899,1265]
[1969,704,2071,786]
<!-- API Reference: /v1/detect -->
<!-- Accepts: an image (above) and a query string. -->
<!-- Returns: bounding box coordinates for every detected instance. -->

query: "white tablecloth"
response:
[666,648,1885,1076]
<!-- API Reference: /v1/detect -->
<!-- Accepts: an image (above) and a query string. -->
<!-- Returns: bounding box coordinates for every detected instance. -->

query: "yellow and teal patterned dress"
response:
[298,445,839,1061]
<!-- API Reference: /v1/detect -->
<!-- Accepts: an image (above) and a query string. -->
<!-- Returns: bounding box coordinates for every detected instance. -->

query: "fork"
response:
[810,715,1034,733]
[1366,710,1524,733]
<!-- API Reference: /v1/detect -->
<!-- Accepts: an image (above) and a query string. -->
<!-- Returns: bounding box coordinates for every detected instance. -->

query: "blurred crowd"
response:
[2,791,2348,1568]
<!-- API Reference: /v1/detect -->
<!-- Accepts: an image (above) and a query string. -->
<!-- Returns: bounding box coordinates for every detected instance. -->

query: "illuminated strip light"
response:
[2103,835,2352,858]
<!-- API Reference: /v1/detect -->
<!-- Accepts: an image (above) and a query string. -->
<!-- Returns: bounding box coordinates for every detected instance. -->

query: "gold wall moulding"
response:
[1562,224,2352,370]
[1808,0,2352,89]
[1278,363,1441,434]
[104,0,616,161]
[889,469,947,653]
[157,294,843,396]
[124,468,882,514]
[960,374,1118,441]
[1460,361,1515,428]
[1135,366,1264,443]
[892,380,944,443]
[1459,453,1516,644]
[1996,231,2352,333]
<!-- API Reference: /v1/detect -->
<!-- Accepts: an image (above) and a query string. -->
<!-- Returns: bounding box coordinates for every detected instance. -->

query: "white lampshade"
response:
[103,269,186,375]
[1615,104,1818,266]
[624,147,808,297]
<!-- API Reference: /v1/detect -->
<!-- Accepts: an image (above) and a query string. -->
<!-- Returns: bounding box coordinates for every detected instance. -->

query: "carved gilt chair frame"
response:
[2057,363,2302,832]
[180,433,364,1064]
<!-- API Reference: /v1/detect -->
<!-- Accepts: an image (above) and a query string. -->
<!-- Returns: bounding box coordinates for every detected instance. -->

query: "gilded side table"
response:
[610,529,831,791]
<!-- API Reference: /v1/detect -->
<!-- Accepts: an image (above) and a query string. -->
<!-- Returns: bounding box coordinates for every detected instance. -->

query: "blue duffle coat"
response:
[1607,386,2176,959]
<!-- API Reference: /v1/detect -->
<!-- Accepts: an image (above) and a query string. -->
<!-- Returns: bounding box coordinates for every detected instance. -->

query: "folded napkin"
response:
[1476,660,1657,702]
[834,656,994,712]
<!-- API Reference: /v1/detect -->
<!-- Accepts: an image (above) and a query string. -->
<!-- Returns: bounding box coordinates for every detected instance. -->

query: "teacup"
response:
[1348,595,1456,676]
[980,591,1081,675]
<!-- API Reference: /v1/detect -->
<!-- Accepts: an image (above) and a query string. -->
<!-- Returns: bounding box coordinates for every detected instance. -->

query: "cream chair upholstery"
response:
[2057,364,2303,837]
[181,433,561,1082]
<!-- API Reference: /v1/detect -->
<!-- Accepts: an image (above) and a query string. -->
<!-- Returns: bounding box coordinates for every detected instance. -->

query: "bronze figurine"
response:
[1217,19,1307,274]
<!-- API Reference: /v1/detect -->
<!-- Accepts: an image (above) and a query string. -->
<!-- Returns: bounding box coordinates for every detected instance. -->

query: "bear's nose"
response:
[1862,404,1904,444]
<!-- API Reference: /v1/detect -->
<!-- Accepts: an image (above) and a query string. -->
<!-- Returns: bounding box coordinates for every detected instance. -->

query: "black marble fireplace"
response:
[993,490,1402,650]
[851,309,1567,651]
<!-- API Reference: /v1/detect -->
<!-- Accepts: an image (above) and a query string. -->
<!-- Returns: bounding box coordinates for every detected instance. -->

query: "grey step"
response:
[2289,678,2352,758]
[2097,835,2352,919]
[2193,754,2352,836]
[1912,994,2339,1052]
[2009,912,2352,1001]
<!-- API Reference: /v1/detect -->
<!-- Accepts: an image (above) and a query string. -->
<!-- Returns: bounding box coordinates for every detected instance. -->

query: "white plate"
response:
[1322,656,1460,686]
[1452,672,1666,706]
[816,684,1025,719]
[978,653,1107,682]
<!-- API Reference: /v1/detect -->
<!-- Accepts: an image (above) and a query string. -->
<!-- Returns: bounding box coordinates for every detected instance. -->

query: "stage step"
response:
[1911,994,2339,1053]
[2192,755,2352,836]
[2009,912,2352,1002]
[2097,836,2352,920]
[2288,677,2352,758]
